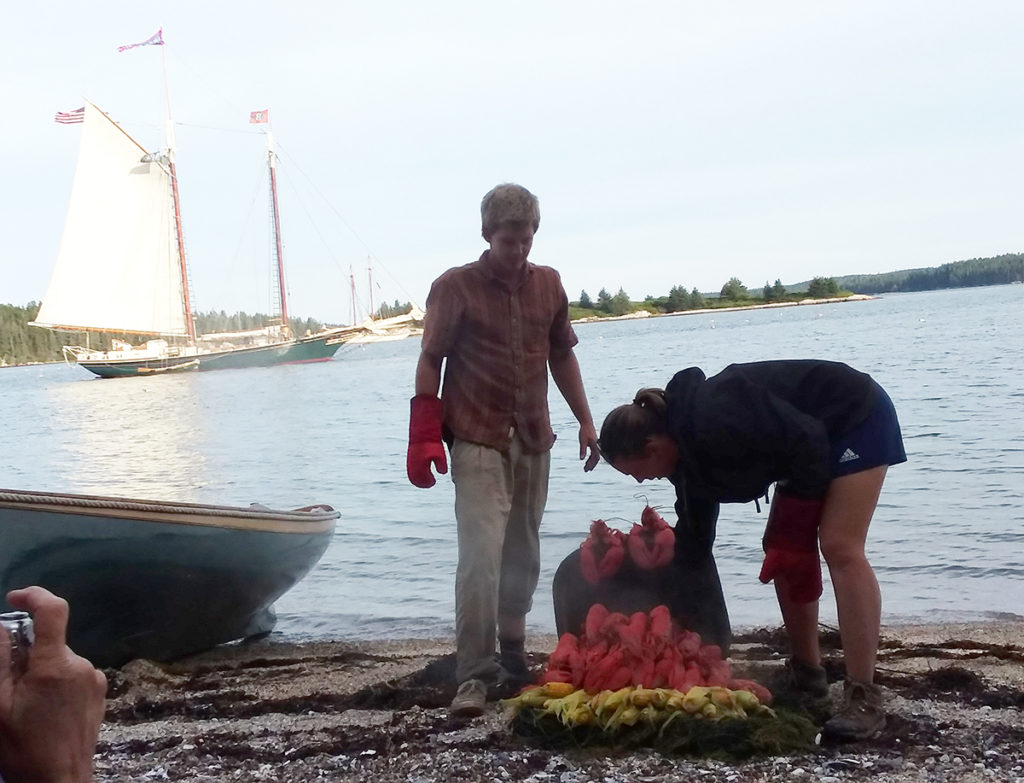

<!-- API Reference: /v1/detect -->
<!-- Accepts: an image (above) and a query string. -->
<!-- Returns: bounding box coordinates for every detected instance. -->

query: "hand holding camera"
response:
[0,586,107,783]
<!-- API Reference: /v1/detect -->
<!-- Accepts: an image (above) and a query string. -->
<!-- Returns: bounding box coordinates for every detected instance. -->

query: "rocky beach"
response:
[93,619,1024,782]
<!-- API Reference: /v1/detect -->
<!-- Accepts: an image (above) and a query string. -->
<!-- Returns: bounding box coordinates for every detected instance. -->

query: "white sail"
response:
[33,102,187,336]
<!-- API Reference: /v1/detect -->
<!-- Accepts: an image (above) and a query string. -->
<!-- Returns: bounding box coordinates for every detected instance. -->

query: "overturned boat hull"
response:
[0,489,338,667]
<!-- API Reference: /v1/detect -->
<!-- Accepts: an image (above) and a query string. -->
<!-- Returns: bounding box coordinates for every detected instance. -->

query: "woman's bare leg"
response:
[774,576,821,665]
[819,466,886,682]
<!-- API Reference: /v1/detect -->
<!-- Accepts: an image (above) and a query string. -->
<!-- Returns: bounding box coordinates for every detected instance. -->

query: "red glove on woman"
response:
[758,487,824,603]
[407,395,448,488]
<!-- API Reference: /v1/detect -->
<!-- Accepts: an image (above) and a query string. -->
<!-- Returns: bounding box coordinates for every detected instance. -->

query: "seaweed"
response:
[509,706,818,760]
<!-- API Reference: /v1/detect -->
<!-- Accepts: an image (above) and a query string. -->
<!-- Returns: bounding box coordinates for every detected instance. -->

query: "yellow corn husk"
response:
[540,681,577,698]
[502,681,576,711]
[595,686,633,716]
[587,689,611,712]
[629,687,659,708]
[618,705,641,726]
[732,688,761,712]
[709,687,744,717]
[638,705,663,725]
[551,689,591,724]
[649,688,673,710]
[514,688,554,709]
[501,687,541,710]
[565,704,595,727]
[708,686,735,707]
[601,701,641,730]
[681,686,711,714]
[542,688,588,719]
[666,691,687,711]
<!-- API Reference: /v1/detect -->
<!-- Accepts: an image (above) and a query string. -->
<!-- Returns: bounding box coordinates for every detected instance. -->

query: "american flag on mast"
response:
[249,109,270,124]
[117,29,164,53]
[54,107,85,124]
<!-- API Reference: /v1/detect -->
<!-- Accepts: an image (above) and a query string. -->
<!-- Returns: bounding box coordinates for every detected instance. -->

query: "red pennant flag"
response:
[117,29,164,53]
[249,109,270,124]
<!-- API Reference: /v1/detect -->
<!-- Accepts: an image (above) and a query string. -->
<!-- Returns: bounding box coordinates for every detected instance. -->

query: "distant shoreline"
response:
[0,359,65,370]
[571,293,877,325]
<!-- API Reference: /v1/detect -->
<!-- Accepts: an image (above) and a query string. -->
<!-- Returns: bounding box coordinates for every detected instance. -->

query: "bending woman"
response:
[598,359,906,742]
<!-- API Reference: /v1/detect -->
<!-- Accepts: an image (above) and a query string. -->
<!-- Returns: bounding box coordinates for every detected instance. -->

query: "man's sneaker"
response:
[769,658,832,720]
[450,678,487,718]
[822,680,885,741]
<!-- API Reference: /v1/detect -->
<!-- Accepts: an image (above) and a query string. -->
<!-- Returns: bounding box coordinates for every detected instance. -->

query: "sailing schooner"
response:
[31,102,360,378]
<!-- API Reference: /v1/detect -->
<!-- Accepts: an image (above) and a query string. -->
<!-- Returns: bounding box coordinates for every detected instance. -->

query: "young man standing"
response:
[407,183,599,718]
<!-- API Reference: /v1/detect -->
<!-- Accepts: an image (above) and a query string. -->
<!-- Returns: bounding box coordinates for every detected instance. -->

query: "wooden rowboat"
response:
[0,488,338,667]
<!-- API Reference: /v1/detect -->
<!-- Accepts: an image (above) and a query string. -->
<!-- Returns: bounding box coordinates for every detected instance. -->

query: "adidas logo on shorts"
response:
[839,448,860,463]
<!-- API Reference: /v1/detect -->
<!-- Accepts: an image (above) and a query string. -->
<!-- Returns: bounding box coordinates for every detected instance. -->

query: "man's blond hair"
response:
[481,183,540,238]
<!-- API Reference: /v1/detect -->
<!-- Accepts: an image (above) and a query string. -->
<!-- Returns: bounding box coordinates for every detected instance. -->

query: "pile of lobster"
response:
[579,506,675,584]
[504,604,774,733]
[539,603,769,702]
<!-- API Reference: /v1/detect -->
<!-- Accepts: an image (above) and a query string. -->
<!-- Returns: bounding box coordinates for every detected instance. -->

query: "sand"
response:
[93,619,1024,782]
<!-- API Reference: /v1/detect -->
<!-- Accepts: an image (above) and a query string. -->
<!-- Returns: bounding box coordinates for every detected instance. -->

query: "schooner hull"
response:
[76,355,202,378]
[77,333,347,378]
[0,488,338,667]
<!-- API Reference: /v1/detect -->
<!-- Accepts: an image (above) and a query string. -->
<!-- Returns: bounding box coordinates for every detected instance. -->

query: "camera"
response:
[0,611,34,675]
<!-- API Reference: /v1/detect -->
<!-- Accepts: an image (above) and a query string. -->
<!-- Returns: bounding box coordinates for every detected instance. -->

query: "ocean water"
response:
[2,284,1022,641]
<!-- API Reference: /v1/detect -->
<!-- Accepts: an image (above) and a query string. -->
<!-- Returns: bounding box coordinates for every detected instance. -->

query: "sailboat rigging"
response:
[32,37,361,377]
[31,103,362,378]
[343,259,424,344]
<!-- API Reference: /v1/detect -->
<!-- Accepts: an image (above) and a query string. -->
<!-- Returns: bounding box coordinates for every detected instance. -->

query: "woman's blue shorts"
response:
[829,383,907,478]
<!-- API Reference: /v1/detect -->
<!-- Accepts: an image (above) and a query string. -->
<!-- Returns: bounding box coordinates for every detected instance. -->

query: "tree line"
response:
[573,275,845,318]
[570,251,1021,319]
[832,253,1023,294]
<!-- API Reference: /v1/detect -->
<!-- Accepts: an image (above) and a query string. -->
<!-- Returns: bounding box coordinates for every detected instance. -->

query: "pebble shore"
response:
[94,620,1024,782]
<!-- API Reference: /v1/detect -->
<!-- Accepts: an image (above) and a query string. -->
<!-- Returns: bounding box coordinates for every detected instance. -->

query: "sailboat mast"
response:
[167,161,194,342]
[266,130,289,333]
[367,257,374,320]
[349,266,358,325]
[160,39,196,343]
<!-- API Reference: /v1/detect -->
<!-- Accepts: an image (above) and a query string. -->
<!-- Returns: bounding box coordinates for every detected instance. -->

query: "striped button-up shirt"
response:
[422,252,578,453]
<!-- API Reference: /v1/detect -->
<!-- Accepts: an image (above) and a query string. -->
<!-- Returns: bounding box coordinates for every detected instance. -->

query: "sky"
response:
[2,1,1022,325]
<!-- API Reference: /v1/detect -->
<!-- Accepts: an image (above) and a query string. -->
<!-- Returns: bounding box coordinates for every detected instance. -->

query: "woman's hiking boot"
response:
[822,680,886,741]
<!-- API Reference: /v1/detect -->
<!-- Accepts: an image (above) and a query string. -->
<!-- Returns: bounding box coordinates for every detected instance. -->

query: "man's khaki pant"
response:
[451,435,550,684]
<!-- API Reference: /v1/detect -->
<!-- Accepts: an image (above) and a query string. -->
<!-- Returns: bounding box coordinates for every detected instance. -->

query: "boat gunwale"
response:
[0,489,339,534]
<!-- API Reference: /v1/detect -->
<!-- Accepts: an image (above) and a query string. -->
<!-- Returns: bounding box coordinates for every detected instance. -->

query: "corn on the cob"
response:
[511,683,779,730]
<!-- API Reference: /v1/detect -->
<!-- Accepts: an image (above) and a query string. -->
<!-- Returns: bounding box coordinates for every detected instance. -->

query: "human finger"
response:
[94,667,109,696]
[6,586,69,651]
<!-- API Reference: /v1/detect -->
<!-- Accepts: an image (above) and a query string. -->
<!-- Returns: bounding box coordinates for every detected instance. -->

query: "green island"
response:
[569,252,1022,321]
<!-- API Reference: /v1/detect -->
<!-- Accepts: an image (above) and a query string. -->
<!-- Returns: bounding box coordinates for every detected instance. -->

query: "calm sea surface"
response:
[2,284,1022,641]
